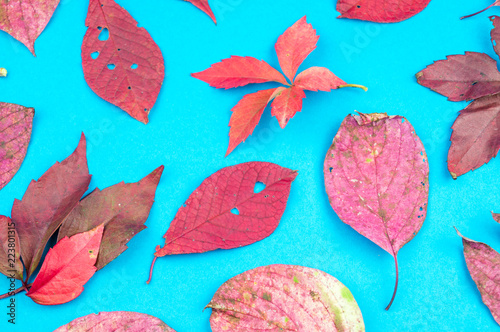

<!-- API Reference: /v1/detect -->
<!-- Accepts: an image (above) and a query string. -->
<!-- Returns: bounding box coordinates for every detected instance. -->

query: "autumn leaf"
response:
[493,212,500,223]
[26,225,103,305]
[336,0,431,23]
[184,0,216,24]
[58,166,164,270]
[461,1,500,19]
[54,311,176,331]
[82,0,165,124]
[0,68,6,77]
[192,16,366,155]
[324,113,429,310]
[0,216,23,280]
[0,0,60,55]
[0,102,34,191]
[147,162,297,284]
[208,264,365,331]
[12,134,91,279]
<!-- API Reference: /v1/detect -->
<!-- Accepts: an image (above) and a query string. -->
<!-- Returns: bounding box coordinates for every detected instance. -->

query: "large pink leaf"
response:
[58,166,164,270]
[0,0,60,55]
[448,94,500,179]
[184,0,216,24]
[54,311,176,331]
[26,225,103,305]
[82,0,165,124]
[295,67,346,91]
[147,162,297,283]
[275,16,318,82]
[324,113,429,309]
[270,86,306,128]
[416,52,500,102]
[0,102,34,191]
[208,264,365,332]
[192,56,288,89]
[0,216,23,280]
[336,0,431,23]
[12,134,91,279]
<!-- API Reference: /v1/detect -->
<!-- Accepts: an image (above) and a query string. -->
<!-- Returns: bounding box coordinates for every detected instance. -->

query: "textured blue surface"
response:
[1,0,500,331]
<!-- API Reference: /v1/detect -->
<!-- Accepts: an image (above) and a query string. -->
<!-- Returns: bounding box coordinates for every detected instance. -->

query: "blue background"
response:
[1,0,500,331]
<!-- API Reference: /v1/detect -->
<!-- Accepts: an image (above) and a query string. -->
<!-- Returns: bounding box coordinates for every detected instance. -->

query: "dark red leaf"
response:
[184,0,216,24]
[0,216,23,280]
[270,86,306,129]
[336,0,431,23]
[82,0,165,124]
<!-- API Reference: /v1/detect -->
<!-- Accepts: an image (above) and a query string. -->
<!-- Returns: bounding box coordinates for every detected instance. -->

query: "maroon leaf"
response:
[336,0,431,23]
[12,134,91,279]
[147,162,297,283]
[324,113,429,309]
[0,102,34,191]
[58,166,164,270]
[0,216,23,280]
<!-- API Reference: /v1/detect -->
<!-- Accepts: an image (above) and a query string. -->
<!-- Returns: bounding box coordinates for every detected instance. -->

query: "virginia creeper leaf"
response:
[295,67,347,91]
[324,113,429,310]
[208,264,365,332]
[82,0,165,124]
[448,94,500,179]
[26,225,104,305]
[493,212,500,223]
[191,56,288,89]
[270,86,306,129]
[0,0,60,55]
[58,166,164,270]
[336,0,431,23]
[456,229,500,325]
[462,1,500,19]
[12,134,91,279]
[54,311,176,331]
[147,162,297,283]
[0,102,34,191]
[185,0,216,24]
[0,216,23,280]
[416,52,500,102]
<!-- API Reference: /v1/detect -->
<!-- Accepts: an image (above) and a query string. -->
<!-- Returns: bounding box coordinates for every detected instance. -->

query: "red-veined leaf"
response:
[270,86,306,128]
[0,216,23,280]
[184,0,216,24]
[294,67,346,91]
[336,0,431,23]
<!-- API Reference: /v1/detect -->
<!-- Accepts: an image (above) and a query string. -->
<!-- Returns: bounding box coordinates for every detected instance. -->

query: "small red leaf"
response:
[336,0,431,23]
[447,94,500,179]
[0,0,60,55]
[82,0,165,124]
[26,225,104,305]
[294,67,347,91]
[192,56,288,89]
[0,216,23,280]
[416,52,500,102]
[0,102,34,190]
[271,86,306,129]
[275,16,318,81]
[184,0,216,24]
[493,212,500,223]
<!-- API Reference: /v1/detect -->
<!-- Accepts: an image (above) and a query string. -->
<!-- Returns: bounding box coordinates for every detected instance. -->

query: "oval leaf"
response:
[208,264,365,332]
[0,216,23,280]
[336,0,431,23]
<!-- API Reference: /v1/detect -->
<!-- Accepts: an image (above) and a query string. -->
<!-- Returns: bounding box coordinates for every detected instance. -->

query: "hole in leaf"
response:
[131,63,138,69]
[419,207,423,211]
[128,86,131,90]
[98,26,102,31]
[231,208,240,215]
[91,52,99,59]
[107,64,116,70]
[401,118,405,123]
[254,182,266,194]
[98,28,109,41]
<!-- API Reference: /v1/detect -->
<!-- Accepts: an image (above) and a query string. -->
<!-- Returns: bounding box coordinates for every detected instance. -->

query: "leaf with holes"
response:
[208,264,365,331]
[82,0,165,124]
[462,1,500,19]
[0,216,23,280]
[185,0,216,24]
[58,166,164,270]
[324,113,429,310]
[147,162,297,284]
[336,0,431,23]
[192,16,366,155]
[0,0,60,55]
[0,102,34,191]
[54,311,176,331]
[26,225,103,305]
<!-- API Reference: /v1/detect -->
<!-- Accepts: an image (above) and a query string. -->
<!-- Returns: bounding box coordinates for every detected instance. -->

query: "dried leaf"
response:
[12,134,91,279]
[462,1,500,19]
[0,102,34,191]
[0,0,60,55]
[0,216,23,280]
[147,162,297,283]
[26,225,103,305]
[336,0,431,23]
[493,212,500,223]
[270,86,306,128]
[82,0,165,124]
[324,113,429,309]
[54,311,175,331]
[208,264,365,332]
[58,166,164,270]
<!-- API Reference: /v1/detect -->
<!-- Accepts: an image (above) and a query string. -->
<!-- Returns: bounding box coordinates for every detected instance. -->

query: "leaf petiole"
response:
[338,84,368,92]
[385,254,399,310]
[460,3,497,20]
[0,283,31,300]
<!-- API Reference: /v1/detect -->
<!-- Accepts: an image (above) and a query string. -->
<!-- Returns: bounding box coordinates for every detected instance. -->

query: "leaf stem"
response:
[338,84,368,92]
[0,283,31,300]
[460,4,495,20]
[146,256,157,284]
[385,254,399,310]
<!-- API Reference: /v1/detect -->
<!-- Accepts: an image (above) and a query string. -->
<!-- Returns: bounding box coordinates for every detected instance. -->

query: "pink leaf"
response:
[295,67,347,91]
[0,216,23,280]
[336,0,431,23]
[271,86,306,128]
[184,0,216,24]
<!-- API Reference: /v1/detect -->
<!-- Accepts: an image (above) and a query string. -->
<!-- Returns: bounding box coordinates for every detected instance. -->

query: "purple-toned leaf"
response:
[0,215,23,280]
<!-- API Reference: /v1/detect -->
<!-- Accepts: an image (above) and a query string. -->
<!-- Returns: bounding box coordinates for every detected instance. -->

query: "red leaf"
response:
[0,216,23,280]
[275,16,318,81]
[192,56,288,89]
[324,113,429,309]
[58,166,164,270]
[461,1,500,19]
[336,0,431,23]
[448,94,500,179]
[184,0,216,24]
[226,88,279,156]
[148,162,297,283]
[295,67,346,91]
[0,102,34,191]
[493,212,500,223]
[271,86,306,129]
[416,52,500,102]
[491,16,500,59]
[26,225,103,305]
[82,0,165,124]
[12,134,91,279]
[0,0,60,55]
